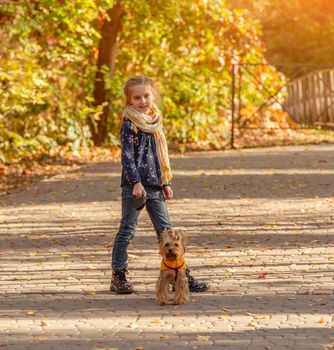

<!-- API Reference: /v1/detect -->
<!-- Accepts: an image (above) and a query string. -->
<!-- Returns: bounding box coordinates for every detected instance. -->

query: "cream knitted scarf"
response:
[122,104,172,185]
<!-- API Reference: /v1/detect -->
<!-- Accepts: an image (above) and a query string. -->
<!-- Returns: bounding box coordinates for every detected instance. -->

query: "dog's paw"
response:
[174,297,186,305]
[156,295,168,305]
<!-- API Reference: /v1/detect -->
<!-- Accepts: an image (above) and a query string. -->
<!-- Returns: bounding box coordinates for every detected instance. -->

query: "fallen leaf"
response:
[26,311,36,316]
[104,242,113,248]
[197,335,211,341]
[159,334,171,340]
[254,315,269,320]
[12,276,25,281]
[40,319,48,327]
[257,273,267,279]
[247,322,257,328]
[33,337,48,341]
[150,319,162,324]
[193,253,204,257]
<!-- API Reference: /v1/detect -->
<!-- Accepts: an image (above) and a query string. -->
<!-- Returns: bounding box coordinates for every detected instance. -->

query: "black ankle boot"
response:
[186,268,209,292]
[172,268,209,292]
[110,269,134,294]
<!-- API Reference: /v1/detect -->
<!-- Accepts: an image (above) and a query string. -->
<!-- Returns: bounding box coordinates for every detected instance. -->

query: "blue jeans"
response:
[112,185,172,271]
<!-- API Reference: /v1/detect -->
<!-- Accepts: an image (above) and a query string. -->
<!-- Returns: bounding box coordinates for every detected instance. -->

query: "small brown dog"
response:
[156,228,189,305]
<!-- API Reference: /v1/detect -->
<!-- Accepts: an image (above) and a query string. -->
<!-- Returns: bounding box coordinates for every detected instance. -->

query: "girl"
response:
[110,76,208,294]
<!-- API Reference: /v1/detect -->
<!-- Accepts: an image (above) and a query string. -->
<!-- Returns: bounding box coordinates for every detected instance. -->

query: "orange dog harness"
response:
[160,258,186,281]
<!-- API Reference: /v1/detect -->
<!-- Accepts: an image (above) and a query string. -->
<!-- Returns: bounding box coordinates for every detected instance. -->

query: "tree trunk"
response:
[90,0,123,146]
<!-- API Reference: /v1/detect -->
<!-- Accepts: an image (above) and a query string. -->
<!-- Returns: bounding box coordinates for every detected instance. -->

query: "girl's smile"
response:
[129,84,154,114]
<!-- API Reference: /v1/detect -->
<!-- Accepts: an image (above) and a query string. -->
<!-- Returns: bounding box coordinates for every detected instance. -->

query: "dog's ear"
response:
[166,228,175,240]
[159,228,170,242]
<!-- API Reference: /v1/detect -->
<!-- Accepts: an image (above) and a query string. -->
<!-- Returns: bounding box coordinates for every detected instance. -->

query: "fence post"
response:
[231,64,236,149]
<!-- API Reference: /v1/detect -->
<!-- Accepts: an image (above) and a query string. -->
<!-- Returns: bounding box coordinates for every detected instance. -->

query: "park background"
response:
[1,2,334,349]
[1,0,334,191]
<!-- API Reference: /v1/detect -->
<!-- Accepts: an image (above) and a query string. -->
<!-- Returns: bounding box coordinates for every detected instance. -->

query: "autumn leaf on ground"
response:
[197,335,211,341]
[160,334,171,340]
[12,276,25,281]
[247,322,257,328]
[30,236,43,240]
[40,318,48,327]
[150,319,162,324]
[26,311,36,316]
[257,273,267,279]
[86,291,96,295]
[104,241,113,248]
[318,318,325,324]
[254,315,269,320]
[33,337,48,342]
[193,253,204,257]
[224,245,233,249]
[219,315,228,320]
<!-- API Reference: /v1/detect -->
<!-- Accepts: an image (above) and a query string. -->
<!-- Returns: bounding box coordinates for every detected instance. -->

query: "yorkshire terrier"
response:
[156,228,189,305]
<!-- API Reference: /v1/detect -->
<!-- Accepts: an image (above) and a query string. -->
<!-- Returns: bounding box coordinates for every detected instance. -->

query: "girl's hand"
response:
[162,185,173,200]
[133,182,147,198]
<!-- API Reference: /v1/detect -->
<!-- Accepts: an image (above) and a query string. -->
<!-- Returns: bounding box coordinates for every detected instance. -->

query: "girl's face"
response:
[129,84,154,114]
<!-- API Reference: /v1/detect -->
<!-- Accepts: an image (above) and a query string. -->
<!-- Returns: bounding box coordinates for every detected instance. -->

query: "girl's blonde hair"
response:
[123,76,160,105]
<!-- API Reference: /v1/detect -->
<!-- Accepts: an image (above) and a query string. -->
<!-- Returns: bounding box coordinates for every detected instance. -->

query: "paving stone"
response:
[1,145,334,349]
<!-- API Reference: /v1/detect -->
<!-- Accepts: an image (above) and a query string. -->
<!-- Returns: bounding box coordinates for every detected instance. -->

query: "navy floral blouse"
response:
[121,119,166,187]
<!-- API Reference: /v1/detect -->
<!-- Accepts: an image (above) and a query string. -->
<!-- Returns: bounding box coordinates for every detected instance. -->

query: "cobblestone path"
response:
[1,144,334,350]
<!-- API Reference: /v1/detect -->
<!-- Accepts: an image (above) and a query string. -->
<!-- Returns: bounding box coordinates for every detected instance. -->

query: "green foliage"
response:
[1,0,283,162]
[0,0,112,162]
[107,0,284,148]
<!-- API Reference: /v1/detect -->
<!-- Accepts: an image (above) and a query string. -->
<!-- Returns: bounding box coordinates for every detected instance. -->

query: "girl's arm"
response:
[121,121,147,198]
[121,121,141,185]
